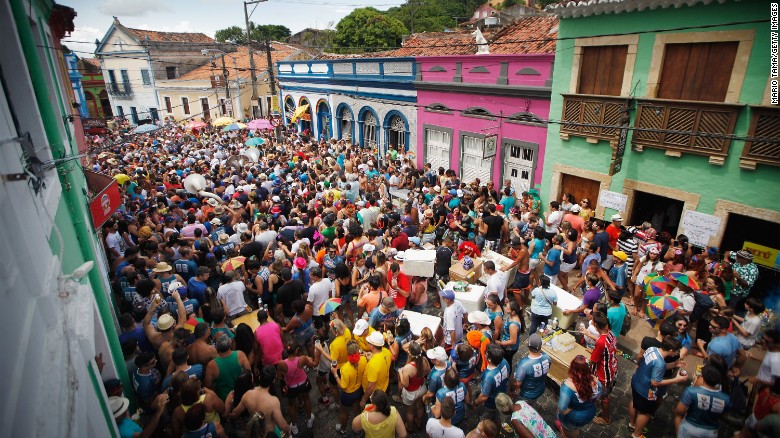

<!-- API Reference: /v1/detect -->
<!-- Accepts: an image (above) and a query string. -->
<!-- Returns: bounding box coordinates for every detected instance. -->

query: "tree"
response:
[333,7,408,53]
[215,25,247,44]
[214,23,291,44]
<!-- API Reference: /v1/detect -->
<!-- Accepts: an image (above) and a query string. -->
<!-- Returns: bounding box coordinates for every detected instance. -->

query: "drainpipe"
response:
[10,0,132,409]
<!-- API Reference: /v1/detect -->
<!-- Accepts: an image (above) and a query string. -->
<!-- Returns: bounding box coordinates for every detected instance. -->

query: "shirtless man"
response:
[504,237,531,304]
[228,366,290,436]
[158,328,189,376]
[143,291,186,351]
[188,322,218,368]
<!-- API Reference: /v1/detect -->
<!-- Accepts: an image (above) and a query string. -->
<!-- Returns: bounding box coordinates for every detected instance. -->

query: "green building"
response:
[543,0,780,268]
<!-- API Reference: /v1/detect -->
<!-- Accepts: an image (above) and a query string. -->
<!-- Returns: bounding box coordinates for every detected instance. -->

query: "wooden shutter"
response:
[657,42,738,102]
[578,45,628,96]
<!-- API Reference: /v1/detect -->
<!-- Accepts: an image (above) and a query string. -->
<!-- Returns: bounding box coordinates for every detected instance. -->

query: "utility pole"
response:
[244,1,264,118]
[265,34,281,142]
[220,54,230,116]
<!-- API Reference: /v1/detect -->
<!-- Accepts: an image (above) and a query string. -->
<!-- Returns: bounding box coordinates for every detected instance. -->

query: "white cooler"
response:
[549,285,582,329]
[401,249,436,277]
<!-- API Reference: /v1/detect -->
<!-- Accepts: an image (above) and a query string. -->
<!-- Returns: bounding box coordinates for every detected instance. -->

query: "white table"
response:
[445,281,486,313]
[400,310,442,338]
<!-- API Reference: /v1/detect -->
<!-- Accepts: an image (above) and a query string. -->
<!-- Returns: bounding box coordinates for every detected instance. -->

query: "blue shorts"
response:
[340,388,363,407]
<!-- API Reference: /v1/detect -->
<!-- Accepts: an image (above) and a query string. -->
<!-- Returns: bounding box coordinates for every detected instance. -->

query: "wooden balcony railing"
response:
[631,98,742,165]
[559,94,627,144]
[740,106,780,170]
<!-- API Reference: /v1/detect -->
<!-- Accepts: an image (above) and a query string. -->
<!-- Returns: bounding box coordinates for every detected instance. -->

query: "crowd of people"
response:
[93,117,777,438]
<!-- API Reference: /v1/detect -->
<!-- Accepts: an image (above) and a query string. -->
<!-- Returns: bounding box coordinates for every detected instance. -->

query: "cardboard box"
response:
[449,258,483,284]
[401,249,436,277]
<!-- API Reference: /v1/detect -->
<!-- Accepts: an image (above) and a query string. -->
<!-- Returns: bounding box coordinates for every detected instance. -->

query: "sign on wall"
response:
[680,210,722,247]
[598,190,627,212]
[483,135,497,159]
[742,242,780,269]
[84,170,121,229]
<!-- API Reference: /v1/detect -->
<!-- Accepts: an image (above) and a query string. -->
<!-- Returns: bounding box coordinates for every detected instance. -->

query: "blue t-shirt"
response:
[187,278,208,305]
[174,258,198,282]
[132,368,161,410]
[161,364,204,390]
[543,248,562,277]
[679,386,731,429]
[500,320,523,351]
[609,264,627,289]
[450,346,480,380]
[480,359,510,409]
[607,303,627,338]
[676,332,693,352]
[707,334,742,368]
[118,417,143,438]
[119,325,155,353]
[514,353,551,400]
[393,331,413,370]
[499,196,515,216]
[558,379,602,427]
[427,364,449,396]
[631,346,666,401]
[368,308,400,331]
[530,287,557,317]
[436,382,468,425]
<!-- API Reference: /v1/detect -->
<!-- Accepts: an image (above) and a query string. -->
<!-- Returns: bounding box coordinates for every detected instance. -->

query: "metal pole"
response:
[221,54,230,116]
[244,1,260,118]
[265,35,281,142]
[233,57,243,119]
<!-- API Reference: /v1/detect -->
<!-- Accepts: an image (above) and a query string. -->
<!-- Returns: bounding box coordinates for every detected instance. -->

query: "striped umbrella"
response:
[670,272,700,290]
[645,275,673,297]
[319,298,342,315]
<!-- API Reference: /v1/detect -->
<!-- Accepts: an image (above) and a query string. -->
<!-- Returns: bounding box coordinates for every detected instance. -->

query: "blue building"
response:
[64,52,89,119]
[277,57,418,156]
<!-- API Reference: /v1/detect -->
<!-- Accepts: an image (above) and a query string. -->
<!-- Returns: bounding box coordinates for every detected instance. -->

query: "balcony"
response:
[108,82,133,98]
[631,98,742,165]
[559,94,627,144]
[740,106,780,170]
[277,58,416,83]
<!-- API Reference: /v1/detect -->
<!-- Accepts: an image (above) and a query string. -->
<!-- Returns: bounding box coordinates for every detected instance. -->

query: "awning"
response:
[85,170,121,229]
[290,104,310,123]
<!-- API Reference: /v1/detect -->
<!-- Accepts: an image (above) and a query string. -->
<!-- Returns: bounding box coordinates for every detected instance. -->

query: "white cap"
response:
[167,281,183,293]
[353,319,369,336]
[426,346,448,362]
[272,195,281,202]
[363,244,376,252]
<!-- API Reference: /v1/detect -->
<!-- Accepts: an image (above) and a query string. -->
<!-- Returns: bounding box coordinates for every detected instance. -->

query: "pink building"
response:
[416,53,554,192]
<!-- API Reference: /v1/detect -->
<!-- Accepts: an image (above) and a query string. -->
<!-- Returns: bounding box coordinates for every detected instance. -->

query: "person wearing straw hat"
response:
[110,393,169,438]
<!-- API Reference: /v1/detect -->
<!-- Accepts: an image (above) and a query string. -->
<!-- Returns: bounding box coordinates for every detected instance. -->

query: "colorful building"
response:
[64,52,89,118]
[542,0,779,263]
[79,58,112,119]
[4,0,129,435]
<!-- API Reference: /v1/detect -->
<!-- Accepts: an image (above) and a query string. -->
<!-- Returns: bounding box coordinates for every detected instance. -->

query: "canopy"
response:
[247,118,273,130]
[131,124,160,134]
[211,116,237,127]
[290,104,310,123]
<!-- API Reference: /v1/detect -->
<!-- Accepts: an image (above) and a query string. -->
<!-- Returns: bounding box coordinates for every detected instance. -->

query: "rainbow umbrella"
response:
[221,256,246,272]
[670,272,699,290]
[645,275,673,297]
[319,298,342,315]
[645,294,680,328]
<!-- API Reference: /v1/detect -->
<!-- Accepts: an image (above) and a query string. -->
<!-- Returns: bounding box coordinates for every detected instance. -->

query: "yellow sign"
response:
[270,98,279,113]
[742,241,780,269]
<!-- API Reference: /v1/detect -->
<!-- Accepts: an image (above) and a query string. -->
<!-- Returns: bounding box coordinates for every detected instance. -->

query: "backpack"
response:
[620,304,632,336]
[690,292,715,322]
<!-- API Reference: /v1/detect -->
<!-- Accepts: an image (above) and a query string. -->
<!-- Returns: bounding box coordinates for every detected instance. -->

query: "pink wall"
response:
[416,54,554,188]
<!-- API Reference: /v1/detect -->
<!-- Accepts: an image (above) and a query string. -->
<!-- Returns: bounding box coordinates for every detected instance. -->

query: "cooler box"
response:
[549,285,582,329]
[449,258,483,284]
[401,249,436,277]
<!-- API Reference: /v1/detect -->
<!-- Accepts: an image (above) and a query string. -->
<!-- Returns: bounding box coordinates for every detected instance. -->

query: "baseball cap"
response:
[613,250,628,261]
[439,289,455,301]
[353,319,369,336]
[426,346,448,362]
[570,204,581,213]
[381,296,398,312]
[528,333,543,350]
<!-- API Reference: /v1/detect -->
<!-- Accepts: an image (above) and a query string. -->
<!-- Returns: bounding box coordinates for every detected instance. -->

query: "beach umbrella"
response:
[319,298,342,315]
[245,137,265,147]
[131,124,160,134]
[185,121,208,130]
[645,294,680,328]
[670,272,699,290]
[645,275,673,297]
[212,116,237,127]
[221,256,246,272]
[222,122,247,132]
[247,118,273,130]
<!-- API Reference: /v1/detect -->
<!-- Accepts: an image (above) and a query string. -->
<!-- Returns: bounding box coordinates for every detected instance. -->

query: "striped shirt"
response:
[617,237,638,276]
[590,332,618,388]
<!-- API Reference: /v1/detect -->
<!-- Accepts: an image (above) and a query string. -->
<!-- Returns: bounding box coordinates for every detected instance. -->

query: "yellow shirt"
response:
[362,347,392,392]
[353,327,376,353]
[339,357,366,393]
[330,328,352,368]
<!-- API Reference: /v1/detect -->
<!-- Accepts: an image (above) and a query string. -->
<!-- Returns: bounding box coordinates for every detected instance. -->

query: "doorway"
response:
[560,173,600,209]
[502,140,537,194]
[721,213,780,303]
[201,98,211,121]
[630,191,684,235]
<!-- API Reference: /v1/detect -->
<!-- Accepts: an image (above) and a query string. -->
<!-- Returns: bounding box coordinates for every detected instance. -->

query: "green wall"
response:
[542,0,780,215]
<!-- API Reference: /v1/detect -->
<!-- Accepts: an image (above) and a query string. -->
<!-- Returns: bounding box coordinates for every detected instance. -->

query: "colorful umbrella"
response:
[245,137,265,147]
[645,275,673,297]
[319,298,342,315]
[131,123,160,134]
[185,121,208,130]
[222,122,247,132]
[221,256,247,272]
[670,272,699,290]
[247,118,273,130]
[212,116,237,127]
[646,294,680,320]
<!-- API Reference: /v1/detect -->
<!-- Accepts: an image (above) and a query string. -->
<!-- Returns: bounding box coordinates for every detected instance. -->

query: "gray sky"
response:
[62,0,406,57]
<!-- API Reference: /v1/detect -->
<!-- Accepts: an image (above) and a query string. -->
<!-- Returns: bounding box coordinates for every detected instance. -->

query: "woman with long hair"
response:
[556,355,602,437]
[496,300,523,364]
[484,294,503,339]
[282,300,317,358]
[352,389,407,438]
[234,323,261,377]
[277,341,317,435]
[331,341,366,436]
[398,342,430,432]
[171,378,226,438]
[224,369,254,437]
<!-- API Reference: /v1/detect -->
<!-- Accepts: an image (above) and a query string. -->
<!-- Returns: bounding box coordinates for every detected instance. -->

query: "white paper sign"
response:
[680,210,722,247]
[598,190,628,212]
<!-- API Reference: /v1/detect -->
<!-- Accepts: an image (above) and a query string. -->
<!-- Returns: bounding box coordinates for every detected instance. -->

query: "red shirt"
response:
[387,271,410,309]
[590,332,618,386]
[391,232,410,252]
[606,224,621,255]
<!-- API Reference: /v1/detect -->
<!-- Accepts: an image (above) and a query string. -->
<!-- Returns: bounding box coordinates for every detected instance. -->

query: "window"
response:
[578,45,628,96]
[107,69,117,92]
[166,66,177,79]
[220,98,227,115]
[507,112,545,126]
[120,69,131,93]
[182,97,190,115]
[656,42,738,102]
[116,106,124,118]
[462,107,495,119]
[141,69,151,85]
[363,112,377,148]
[130,107,138,124]
[425,103,452,114]
[201,98,211,120]
[150,108,159,122]
[164,97,172,113]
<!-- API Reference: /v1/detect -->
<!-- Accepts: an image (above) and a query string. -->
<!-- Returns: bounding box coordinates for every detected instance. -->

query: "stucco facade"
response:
[416,54,554,190]
[543,0,780,252]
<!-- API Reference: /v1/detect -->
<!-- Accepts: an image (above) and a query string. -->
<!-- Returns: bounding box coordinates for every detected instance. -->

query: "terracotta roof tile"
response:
[78,58,102,73]
[126,28,214,44]
[175,43,300,81]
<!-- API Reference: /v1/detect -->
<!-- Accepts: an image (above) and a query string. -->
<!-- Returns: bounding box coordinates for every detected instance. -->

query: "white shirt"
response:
[426,419,465,438]
[307,278,333,316]
[443,300,466,346]
[106,231,125,257]
[736,314,762,348]
[758,351,780,384]
[485,271,507,301]
[217,281,247,316]
[545,210,563,233]
[670,288,695,317]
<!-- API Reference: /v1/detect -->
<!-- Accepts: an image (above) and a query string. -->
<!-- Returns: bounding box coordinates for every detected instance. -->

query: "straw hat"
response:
[152,262,173,273]
[218,233,230,244]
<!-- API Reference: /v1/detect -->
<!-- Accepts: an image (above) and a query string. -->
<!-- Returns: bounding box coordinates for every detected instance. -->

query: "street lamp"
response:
[201,48,241,118]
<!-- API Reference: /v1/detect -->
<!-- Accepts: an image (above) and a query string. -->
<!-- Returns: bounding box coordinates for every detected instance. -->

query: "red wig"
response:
[568,355,594,401]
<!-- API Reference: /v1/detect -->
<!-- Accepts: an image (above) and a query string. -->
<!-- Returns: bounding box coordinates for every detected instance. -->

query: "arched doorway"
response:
[298,97,312,134]
[384,111,409,154]
[99,90,112,118]
[359,106,379,150]
[284,96,295,126]
[316,100,331,141]
[84,91,99,118]
[337,104,354,141]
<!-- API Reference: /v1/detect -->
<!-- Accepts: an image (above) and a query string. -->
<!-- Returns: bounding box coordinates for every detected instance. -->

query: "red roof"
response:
[176,43,300,81]
[126,28,214,44]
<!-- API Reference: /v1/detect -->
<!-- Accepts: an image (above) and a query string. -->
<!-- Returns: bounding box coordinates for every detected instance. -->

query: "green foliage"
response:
[332,8,408,53]
[214,23,291,44]
[215,25,246,44]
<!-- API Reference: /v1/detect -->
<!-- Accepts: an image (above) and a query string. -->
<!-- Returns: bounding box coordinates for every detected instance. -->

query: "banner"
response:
[85,170,121,229]
[742,241,780,269]
[680,210,722,247]
[598,190,627,212]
